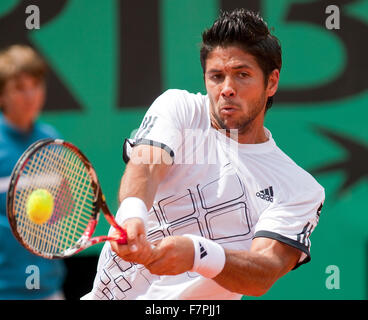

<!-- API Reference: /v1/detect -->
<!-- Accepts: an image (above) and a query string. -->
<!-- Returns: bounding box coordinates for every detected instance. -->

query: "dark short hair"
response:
[200,9,282,110]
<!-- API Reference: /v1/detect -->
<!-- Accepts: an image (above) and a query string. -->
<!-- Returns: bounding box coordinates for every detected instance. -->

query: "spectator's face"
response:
[205,46,279,141]
[1,73,45,130]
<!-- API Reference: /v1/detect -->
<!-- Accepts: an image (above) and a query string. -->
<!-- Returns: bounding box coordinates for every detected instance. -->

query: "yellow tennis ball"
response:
[26,189,54,225]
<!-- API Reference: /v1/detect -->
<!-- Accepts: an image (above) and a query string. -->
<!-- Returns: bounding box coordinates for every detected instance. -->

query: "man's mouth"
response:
[220,105,238,115]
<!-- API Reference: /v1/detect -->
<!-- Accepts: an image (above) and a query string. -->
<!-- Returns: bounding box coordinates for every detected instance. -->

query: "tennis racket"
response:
[6,138,127,259]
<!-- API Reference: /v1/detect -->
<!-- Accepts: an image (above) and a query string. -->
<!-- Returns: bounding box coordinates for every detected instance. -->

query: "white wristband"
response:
[183,234,226,278]
[116,197,148,231]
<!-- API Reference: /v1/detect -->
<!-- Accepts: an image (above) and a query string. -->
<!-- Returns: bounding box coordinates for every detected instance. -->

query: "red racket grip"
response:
[104,213,128,244]
[112,226,128,245]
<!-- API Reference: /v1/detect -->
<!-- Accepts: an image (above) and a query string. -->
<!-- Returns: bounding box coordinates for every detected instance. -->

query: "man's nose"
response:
[220,77,236,98]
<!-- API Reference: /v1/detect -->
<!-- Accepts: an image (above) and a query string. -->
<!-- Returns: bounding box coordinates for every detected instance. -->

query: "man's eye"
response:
[211,74,222,81]
[239,72,249,78]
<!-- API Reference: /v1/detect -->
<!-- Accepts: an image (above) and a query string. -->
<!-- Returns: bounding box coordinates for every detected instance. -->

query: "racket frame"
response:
[7,139,127,259]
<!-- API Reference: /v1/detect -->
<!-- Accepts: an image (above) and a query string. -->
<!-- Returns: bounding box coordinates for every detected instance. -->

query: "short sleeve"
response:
[123,89,201,163]
[253,186,325,269]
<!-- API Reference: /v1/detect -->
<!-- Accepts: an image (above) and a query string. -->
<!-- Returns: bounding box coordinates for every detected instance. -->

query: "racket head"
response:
[6,139,102,259]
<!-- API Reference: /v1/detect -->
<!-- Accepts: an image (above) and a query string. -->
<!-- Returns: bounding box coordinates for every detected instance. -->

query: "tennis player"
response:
[84,9,324,300]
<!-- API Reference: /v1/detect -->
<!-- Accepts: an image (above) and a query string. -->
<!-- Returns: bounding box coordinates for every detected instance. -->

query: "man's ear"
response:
[266,69,280,97]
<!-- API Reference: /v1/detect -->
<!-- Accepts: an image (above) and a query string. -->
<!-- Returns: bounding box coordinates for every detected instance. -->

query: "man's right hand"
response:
[109,218,153,265]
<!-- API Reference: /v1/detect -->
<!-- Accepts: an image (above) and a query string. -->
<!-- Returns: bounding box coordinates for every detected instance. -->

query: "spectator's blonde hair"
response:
[0,44,47,96]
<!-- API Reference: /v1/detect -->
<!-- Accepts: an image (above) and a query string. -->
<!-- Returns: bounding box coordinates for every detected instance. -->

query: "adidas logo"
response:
[199,242,207,259]
[256,186,274,202]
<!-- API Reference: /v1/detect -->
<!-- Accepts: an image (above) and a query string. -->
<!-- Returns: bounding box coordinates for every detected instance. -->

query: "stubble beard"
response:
[210,93,267,136]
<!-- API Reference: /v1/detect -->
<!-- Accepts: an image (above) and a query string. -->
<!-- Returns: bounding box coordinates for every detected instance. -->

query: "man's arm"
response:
[143,235,301,297]
[111,144,301,296]
[118,144,171,206]
[109,144,171,264]
[213,237,301,296]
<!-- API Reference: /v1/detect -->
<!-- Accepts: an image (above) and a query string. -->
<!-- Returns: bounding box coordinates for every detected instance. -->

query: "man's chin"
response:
[222,120,252,135]
[221,119,243,130]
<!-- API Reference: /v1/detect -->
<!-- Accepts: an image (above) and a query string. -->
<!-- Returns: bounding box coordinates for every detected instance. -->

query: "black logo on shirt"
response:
[256,186,274,202]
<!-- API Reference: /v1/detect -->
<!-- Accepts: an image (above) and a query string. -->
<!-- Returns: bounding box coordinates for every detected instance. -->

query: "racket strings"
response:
[16,146,68,252]
[59,150,92,248]
[39,147,87,252]
[27,146,66,252]
[12,143,96,256]
[29,146,92,253]
[21,146,67,251]
[47,146,94,251]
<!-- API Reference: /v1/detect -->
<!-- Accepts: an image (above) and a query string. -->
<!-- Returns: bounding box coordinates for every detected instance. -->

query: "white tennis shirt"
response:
[83,89,325,300]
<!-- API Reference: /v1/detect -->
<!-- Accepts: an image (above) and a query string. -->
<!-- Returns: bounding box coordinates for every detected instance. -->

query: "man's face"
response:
[0,73,45,129]
[204,46,279,138]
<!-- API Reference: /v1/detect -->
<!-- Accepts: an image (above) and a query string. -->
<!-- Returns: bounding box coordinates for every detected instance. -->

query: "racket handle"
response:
[109,232,156,248]
[103,211,128,244]
[116,236,127,245]
[111,229,128,245]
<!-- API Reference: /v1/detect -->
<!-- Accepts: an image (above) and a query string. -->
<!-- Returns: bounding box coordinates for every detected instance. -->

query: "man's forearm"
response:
[118,145,172,209]
[213,249,281,296]
[118,162,159,210]
[213,239,301,296]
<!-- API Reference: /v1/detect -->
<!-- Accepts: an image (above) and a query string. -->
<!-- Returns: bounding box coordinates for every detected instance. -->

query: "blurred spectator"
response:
[0,44,66,299]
